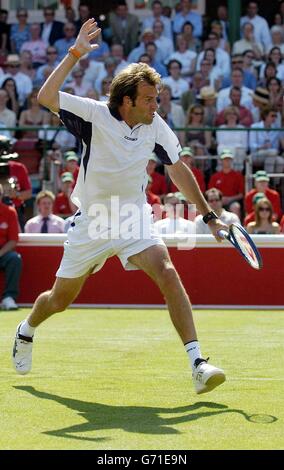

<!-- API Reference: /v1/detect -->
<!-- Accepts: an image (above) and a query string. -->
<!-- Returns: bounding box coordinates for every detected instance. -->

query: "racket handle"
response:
[217,229,229,239]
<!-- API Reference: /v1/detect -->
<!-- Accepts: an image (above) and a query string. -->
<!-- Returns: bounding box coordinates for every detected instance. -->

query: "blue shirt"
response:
[249,121,283,151]
[221,70,257,90]
[10,24,30,53]
[54,37,74,61]
[88,41,110,61]
[172,11,202,38]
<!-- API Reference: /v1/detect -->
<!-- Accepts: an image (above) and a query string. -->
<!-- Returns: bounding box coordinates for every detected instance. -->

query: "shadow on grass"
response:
[14,386,277,443]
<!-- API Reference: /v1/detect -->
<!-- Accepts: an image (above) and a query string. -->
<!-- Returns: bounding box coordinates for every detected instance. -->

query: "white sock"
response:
[20,320,36,338]
[185,340,202,369]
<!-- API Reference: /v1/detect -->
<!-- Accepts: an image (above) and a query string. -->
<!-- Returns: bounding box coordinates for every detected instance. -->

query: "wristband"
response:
[68,46,82,60]
[203,211,218,224]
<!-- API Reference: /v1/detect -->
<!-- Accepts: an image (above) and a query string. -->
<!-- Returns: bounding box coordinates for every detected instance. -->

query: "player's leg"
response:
[27,274,89,327]
[128,244,225,394]
[12,274,88,375]
[129,245,196,343]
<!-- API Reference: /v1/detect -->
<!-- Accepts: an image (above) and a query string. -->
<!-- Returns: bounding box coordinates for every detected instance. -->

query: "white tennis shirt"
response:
[59,92,181,213]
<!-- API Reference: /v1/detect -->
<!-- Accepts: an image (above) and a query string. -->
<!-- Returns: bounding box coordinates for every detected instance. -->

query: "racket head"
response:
[229,223,263,270]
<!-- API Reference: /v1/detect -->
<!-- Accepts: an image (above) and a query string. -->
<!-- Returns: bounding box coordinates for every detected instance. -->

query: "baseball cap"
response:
[180,147,194,157]
[61,171,74,183]
[252,192,265,205]
[254,170,269,182]
[219,149,234,159]
[64,150,78,162]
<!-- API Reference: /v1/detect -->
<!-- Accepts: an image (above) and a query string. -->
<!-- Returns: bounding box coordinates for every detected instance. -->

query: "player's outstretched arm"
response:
[167,159,228,241]
[37,18,101,113]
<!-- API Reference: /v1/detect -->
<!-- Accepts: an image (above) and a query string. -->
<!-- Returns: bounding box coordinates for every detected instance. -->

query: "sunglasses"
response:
[193,112,204,115]
[259,207,270,211]
[47,51,57,54]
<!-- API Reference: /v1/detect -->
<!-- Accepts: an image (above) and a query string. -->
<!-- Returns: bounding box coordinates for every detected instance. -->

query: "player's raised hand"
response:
[73,18,101,56]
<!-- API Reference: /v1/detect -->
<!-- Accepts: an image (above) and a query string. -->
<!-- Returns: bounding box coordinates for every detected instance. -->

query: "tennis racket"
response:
[218,223,263,270]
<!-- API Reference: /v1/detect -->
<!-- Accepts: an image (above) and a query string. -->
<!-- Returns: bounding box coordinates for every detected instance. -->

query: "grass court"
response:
[0,308,283,450]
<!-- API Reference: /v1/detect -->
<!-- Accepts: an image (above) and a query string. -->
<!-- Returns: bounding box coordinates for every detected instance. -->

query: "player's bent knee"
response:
[157,264,180,292]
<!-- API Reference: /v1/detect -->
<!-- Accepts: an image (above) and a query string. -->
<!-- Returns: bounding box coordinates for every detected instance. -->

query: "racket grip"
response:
[217,229,229,239]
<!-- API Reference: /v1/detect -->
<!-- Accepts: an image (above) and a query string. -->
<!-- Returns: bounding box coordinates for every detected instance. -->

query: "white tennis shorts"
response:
[56,210,165,278]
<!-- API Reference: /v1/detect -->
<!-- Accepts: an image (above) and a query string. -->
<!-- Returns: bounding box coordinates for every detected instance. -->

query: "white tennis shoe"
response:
[12,322,33,375]
[192,358,226,394]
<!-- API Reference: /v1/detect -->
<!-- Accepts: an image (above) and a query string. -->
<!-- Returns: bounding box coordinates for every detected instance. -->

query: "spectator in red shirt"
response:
[169,146,206,194]
[208,149,244,217]
[0,183,22,310]
[146,175,162,221]
[62,150,79,187]
[53,172,77,218]
[6,159,32,231]
[245,170,282,221]
[146,153,167,196]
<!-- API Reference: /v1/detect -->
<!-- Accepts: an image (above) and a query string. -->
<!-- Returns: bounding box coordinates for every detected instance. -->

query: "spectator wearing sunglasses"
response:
[40,7,64,46]
[245,170,282,221]
[246,198,280,234]
[221,54,257,90]
[195,188,240,234]
[54,22,76,61]
[34,46,59,87]
[10,8,30,54]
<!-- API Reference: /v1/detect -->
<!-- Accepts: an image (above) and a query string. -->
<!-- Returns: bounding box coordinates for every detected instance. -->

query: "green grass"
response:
[0,308,283,450]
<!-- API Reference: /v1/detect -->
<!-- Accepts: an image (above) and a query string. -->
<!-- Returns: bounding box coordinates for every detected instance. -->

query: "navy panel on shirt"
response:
[154,142,174,165]
[59,109,92,180]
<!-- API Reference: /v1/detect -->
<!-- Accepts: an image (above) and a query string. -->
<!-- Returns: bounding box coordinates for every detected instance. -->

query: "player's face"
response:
[131,82,158,125]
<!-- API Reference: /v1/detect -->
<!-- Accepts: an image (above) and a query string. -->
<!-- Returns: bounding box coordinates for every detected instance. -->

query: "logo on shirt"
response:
[0,222,8,229]
[124,136,138,141]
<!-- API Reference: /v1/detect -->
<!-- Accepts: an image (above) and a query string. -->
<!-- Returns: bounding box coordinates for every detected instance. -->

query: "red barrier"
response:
[2,234,282,308]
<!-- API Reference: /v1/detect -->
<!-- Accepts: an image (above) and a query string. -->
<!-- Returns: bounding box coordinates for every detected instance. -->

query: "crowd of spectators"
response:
[1,0,284,309]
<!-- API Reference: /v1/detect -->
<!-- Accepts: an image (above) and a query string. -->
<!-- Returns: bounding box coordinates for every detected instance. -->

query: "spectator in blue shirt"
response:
[222,55,257,90]
[173,0,203,38]
[54,22,76,61]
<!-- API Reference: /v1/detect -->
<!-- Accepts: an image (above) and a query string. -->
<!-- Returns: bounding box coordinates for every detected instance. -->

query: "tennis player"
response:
[13,19,228,394]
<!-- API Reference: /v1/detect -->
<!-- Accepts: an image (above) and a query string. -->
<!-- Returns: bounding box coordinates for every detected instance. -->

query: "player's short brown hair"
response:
[108,62,161,109]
